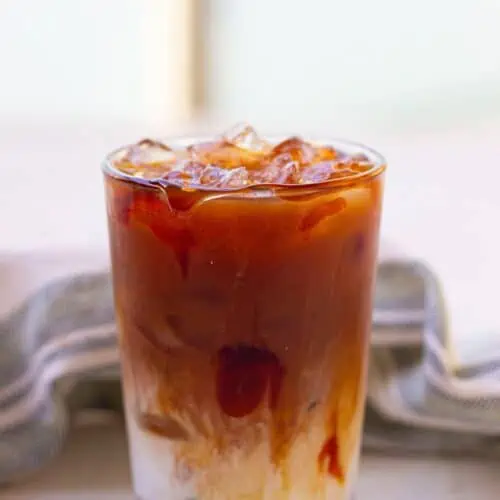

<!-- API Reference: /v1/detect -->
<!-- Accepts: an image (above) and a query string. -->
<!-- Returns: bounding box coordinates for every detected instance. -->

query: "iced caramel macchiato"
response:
[103,125,386,500]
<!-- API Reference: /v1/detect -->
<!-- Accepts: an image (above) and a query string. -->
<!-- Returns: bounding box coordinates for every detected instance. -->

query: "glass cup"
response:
[103,136,386,500]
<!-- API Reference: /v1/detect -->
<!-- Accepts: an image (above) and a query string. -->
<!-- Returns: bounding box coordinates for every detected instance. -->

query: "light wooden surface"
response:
[3,423,499,499]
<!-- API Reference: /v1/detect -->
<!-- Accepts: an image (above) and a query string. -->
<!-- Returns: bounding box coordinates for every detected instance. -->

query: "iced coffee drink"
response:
[103,125,386,499]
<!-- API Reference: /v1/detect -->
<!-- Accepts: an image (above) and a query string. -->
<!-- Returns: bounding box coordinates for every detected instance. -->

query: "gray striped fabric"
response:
[0,261,497,485]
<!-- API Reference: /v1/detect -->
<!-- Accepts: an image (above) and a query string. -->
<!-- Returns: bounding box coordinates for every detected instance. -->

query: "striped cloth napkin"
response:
[0,250,498,486]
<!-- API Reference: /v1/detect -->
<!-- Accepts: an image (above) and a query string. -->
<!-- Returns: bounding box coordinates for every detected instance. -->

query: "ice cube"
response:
[223,123,270,152]
[253,153,299,184]
[298,161,335,184]
[163,169,193,187]
[114,160,174,179]
[181,160,205,178]
[272,137,315,165]
[125,139,176,165]
[199,165,227,187]
[277,161,300,184]
[220,167,249,188]
[348,159,374,173]
[348,162,371,173]
[187,140,223,157]
[188,141,262,169]
[313,145,338,162]
[323,160,359,177]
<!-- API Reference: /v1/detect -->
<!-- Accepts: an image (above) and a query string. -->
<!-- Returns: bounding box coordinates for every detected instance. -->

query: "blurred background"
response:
[1,1,500,498]
[1,0,499,366]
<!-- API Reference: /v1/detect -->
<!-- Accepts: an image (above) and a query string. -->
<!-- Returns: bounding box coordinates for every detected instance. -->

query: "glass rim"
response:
[102,135,387,195]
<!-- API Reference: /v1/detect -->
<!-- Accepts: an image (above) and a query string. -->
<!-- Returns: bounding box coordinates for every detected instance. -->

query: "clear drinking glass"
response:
[103,136,386,500]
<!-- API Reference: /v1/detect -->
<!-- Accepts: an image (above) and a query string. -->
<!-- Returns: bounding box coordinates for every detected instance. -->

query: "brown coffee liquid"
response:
[105,126,384,497]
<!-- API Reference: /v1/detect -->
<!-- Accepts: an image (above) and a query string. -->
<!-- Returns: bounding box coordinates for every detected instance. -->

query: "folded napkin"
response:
[1,251,498,485]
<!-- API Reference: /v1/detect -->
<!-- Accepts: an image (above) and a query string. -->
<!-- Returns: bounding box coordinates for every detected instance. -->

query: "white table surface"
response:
[2,421,499,500]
